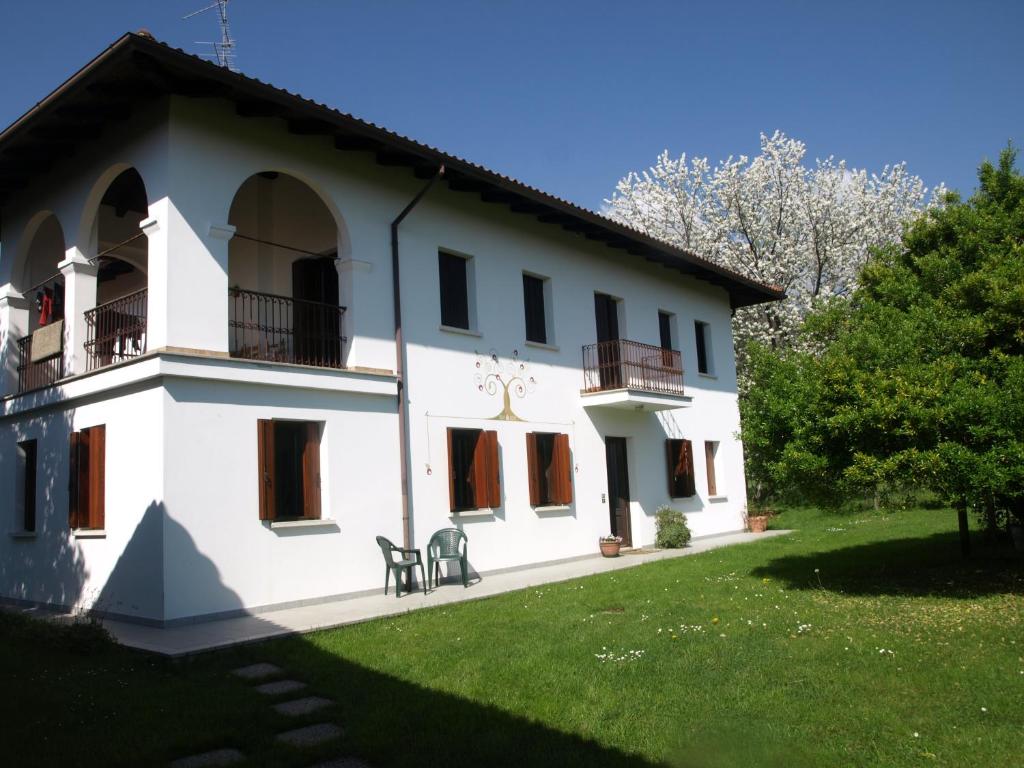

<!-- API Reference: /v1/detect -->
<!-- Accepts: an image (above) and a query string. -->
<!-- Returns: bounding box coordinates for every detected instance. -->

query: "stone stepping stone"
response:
[309,759,372,768]
[274,696,333,717]
[255,679,307,696]
[231,662,282,680]
[170,748,244,768]
[276,723,343,748]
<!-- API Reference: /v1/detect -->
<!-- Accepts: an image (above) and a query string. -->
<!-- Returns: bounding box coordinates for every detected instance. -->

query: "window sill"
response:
[269,518,338,530]
[697,372,718,380]
[9,531,37,540]
[534,504,571,512]
[73,529,106,539]
[439,324,482,338]
[524,340,559,352]
[708,495,728,503]
[450,508,494,518]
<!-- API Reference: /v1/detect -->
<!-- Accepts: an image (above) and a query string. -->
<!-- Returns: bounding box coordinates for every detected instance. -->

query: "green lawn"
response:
[3,507,1022,767]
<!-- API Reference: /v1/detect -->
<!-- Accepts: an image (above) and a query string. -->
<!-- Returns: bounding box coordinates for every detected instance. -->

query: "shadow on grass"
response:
[752,530,1023,598]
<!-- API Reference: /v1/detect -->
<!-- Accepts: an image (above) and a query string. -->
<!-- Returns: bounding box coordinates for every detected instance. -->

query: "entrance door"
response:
[594,293,622,389]
[605,437,632,546]
[292,256,340,366]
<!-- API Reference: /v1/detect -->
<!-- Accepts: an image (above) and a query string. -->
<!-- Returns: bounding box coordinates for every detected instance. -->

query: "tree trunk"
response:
[983,495,998,543]
[957,499,971,559]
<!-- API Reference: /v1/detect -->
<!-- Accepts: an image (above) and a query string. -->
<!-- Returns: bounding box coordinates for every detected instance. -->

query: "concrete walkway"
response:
[104,529,788,657]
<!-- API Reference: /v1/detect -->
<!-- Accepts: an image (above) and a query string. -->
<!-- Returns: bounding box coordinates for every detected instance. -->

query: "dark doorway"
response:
[605,437,632,546]
[594,293,622,389]
[292,256,340,366]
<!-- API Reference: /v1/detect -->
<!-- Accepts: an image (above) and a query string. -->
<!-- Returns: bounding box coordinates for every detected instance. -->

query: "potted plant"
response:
[746,504,772,533]
[599,535,622,557]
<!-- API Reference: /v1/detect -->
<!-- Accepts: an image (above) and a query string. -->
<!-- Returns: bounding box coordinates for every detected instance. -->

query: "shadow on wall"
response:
[0,403,86,612]
[95,501,247,623]
[751,530,1024,598]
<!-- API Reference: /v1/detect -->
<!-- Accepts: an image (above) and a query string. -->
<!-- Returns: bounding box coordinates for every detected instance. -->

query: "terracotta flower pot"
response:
[748,515,770,533]
[599,540,621,557]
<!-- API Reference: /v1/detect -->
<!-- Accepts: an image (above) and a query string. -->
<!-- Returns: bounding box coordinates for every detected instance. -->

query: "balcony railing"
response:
[84,288,148,372]
[16,335,64,393]
[583,339,685,396]
[229,288,346,369]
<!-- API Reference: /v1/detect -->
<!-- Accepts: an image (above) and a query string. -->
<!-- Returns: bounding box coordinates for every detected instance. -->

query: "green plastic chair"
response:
[427,528,469,588]
[375,535,427,598]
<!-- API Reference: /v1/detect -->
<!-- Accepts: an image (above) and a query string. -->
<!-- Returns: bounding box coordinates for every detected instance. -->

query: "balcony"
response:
[229,288,346,369]
[581,339,691,411]
[16,334,64,394]
[84,289,149,372]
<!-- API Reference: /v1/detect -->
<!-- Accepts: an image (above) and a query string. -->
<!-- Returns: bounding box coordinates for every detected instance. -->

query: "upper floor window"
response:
[523,273,550,345]
[439,251,473,330]
[695,320,714,375]
[257,420,322,521]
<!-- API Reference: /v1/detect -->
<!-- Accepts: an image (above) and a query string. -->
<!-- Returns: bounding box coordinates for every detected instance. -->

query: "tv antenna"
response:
[183,0,238,72]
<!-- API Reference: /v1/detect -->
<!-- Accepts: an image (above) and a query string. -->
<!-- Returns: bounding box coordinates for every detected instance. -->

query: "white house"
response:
[0,33,782,626]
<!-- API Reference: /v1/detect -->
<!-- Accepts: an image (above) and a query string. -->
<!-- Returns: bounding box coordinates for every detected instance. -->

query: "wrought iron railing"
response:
[229,288,346,368]
[582,339,685,395]
[16,335,64,393]
[83,288,148,372]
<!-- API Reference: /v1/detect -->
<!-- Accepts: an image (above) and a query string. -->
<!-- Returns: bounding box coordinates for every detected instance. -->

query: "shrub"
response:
[655,506,691,548]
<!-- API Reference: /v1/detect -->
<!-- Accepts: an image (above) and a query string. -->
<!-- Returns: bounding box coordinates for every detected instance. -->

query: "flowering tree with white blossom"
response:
[606,131,944,384]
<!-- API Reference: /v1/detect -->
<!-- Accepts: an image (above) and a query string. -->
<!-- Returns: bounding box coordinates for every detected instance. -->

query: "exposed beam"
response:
[333,134,381,151]
[236,99,286,118]
[480,190,519,204]
[376,150,418,167]
[287,118,335,136]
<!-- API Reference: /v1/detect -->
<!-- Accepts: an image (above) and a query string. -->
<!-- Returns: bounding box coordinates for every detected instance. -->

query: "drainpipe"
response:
[391,165,445,550]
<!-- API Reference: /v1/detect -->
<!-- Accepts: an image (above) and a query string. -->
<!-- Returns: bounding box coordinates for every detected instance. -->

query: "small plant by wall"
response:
[655,506,691,548]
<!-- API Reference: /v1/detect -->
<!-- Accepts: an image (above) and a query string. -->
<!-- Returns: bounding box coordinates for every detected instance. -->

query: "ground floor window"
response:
[705,440,719,496]
[447,428,500,511]
[69,425,105,530]
[257,420,322,521]
[16,439,37,533]
[666,438,696,498]
[526,432,572,506]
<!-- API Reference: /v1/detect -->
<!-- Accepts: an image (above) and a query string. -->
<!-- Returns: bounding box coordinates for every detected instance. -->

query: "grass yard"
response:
[2,506,1021,767]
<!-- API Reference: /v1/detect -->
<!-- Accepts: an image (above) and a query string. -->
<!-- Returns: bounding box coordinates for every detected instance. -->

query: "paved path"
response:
[106,529,788,657]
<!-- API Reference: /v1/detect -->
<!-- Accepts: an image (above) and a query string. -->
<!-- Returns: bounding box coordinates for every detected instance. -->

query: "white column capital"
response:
[208,223,237,241]
[140,216,161,236]
[58,252,99,278]
[336,258,372,275]
[0,284,30,310]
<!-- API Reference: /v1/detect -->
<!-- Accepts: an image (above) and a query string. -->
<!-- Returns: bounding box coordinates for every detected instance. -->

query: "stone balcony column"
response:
[58,249,98,377]
[0,284,31,395]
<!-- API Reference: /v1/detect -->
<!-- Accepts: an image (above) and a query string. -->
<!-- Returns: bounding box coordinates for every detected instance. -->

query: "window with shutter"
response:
[257,419,322,521]
[551,433,573,505]
[705,440,718,496]
[526,432,572,507]
[17,439,37,533]
[523,273,548,344]
[439,251,470,329]
[68,425,105,530]
[448,428,500,511]
[666,438,696,498]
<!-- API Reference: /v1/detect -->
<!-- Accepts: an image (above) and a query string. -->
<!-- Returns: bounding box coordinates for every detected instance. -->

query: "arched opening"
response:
[13,212,67,391]
[86,168,149,370]
[227,172,344,367]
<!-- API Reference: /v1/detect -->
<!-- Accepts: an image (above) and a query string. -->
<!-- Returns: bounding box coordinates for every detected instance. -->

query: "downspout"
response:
[391,165,445,549]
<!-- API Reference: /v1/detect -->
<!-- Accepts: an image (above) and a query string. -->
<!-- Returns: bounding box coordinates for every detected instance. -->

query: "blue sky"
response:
[1,1,1020,210]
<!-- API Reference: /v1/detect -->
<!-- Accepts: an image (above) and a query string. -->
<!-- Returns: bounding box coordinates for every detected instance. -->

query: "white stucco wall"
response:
[1,94,754,623]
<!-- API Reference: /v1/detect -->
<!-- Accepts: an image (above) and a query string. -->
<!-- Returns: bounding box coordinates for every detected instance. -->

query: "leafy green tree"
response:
[740,148,1024,554]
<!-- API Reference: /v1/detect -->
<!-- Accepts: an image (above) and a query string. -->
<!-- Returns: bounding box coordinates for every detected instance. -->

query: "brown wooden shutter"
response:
[666,439,678,497]
[447,427,457,511]
[302,422,322,519]
[69,431,83,529]
[705,441,717,496]
[552,433,573,505]
[525,432,541,506]
[681,439,696,497]
[257,419,276,520]
[87,425,105,530]
[474,430,500,509]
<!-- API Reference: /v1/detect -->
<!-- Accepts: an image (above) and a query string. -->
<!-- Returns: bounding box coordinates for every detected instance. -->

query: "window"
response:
[705,440,719,496]
[526,432,572,506]
[257,420,322,521]
[447,428,500,511]
[659,311,674,351]
[665,439,696,498]
[69,425,105,530]
[523,273,549,344]
[16,439,37,533]
[439,251,470,330]
[694,320,714,375]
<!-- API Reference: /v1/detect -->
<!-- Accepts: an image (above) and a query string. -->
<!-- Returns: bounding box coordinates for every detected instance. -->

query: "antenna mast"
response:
[183,0,238,72]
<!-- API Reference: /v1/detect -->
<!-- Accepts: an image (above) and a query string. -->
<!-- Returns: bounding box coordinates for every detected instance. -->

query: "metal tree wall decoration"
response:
[474,349,537,421]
